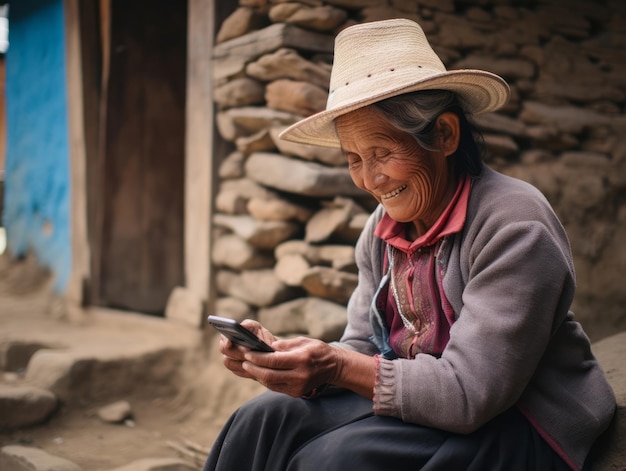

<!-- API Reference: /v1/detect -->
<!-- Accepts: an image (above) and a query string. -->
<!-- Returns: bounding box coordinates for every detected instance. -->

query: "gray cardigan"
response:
[338,166,615,470]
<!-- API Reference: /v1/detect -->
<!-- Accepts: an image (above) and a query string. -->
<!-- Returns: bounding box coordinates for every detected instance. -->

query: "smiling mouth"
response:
[381,185,408,200]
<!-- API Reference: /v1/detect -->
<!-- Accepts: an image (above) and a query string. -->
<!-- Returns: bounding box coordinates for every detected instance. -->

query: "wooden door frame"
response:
[64,0,111,312]
[184,0,215,313]
[64,0,90,317]
[184,0,237,319]
[64,0,235,322]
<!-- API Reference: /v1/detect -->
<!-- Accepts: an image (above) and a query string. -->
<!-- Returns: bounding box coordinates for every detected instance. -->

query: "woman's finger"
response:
[219,335,250,360]
[223,356,255,379]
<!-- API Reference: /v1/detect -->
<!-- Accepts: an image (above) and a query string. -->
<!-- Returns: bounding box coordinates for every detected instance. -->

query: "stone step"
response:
[0,308,202,405]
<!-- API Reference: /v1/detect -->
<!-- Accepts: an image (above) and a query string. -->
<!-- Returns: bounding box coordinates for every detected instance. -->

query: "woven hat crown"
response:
[327,20,446,112]
[280,18,510,148]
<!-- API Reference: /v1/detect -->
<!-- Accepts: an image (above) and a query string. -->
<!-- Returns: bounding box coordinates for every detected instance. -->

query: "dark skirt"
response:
[203,389,571,471]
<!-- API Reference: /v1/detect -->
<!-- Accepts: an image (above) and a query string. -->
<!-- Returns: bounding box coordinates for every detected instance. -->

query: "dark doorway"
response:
[82,0,187,315]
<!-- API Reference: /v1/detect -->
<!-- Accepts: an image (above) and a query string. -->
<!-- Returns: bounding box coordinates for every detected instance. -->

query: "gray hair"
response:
[372,90,484,177]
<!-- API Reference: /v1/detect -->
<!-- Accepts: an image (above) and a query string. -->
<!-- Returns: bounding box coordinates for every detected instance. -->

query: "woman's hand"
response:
[242,336,343,398]
[218,320,278,379]
[219,320,377,399]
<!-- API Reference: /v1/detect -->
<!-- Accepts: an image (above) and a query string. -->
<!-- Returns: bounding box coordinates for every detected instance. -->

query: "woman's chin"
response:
[382,206,413,224]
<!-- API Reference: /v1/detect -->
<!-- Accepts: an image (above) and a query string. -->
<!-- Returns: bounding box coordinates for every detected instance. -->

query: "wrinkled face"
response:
[336,106,455,235]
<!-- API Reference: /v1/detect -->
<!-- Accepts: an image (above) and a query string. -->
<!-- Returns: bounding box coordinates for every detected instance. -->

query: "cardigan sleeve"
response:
[373,181,577,433]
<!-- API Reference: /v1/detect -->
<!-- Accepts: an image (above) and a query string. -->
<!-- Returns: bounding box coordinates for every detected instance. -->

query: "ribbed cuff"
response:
[373,357,396,415]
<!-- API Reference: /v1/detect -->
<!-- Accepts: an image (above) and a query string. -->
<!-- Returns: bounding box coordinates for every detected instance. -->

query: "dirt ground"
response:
[2,393,217,470]
[0,253,265,470]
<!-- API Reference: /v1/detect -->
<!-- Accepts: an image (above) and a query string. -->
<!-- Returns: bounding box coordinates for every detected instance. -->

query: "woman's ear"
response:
[436,112,461,157]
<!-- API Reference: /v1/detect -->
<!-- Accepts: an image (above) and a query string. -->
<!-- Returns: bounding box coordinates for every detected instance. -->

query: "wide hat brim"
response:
[279,19,510,148]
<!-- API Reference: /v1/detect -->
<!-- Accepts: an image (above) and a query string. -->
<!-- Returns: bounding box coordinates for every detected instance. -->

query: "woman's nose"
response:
[363,163,388,190]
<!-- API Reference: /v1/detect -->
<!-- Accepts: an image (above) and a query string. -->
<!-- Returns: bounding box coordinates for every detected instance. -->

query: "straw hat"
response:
[279,18,510,148]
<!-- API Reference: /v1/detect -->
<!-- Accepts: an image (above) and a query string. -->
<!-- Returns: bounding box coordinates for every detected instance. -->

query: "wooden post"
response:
[185,0,216,319]
[63,0,90,318]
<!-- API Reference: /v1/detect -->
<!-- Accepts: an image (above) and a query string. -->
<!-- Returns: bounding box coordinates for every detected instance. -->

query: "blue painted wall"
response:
[3,0,71,292]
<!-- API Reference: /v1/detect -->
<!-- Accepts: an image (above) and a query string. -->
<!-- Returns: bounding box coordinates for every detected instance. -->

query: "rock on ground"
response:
[0,445,81,471]
[0,384,57,429]
[97,400,133,424]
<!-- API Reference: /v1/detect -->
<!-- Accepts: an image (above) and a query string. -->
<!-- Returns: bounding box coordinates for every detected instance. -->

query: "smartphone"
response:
[207,315,274,352]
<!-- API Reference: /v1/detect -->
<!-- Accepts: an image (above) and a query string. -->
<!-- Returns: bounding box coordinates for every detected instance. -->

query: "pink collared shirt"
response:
[374,177,471,358]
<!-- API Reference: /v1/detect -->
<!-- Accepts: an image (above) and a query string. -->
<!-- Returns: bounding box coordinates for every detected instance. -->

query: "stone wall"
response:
[211,0,626,342]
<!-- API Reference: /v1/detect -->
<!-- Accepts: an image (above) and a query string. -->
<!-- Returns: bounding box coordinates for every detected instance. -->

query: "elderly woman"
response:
[204,19,615,471]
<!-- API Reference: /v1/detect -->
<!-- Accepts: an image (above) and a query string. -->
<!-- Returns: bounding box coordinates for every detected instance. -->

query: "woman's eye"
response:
[376,149,392,159]
[347,154,362,168]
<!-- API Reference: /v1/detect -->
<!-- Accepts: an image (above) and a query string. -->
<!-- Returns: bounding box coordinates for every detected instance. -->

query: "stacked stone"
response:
[211,0,626,341]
